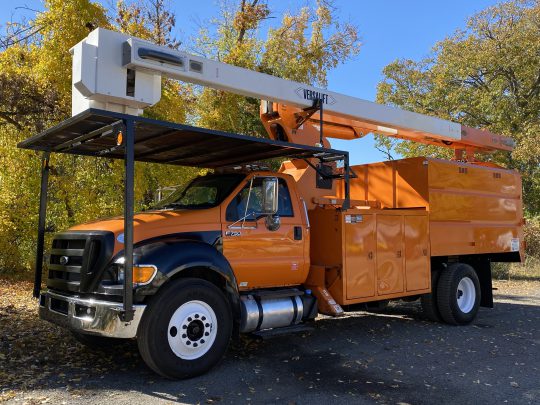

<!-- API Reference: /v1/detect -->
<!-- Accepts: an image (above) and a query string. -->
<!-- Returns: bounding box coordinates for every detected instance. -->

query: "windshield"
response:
[154,173,245,210]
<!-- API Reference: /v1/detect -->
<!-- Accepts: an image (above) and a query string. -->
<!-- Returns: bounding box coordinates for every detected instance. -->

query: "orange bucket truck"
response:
[18,29,523,378]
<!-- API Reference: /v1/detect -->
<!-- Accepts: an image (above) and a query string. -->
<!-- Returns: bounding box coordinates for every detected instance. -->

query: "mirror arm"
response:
[242,178,254,229]
[301,198,310,229]
[228,211,257,229]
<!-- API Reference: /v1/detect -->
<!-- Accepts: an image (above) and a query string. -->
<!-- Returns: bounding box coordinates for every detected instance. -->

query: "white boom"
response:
[71,28,499,147]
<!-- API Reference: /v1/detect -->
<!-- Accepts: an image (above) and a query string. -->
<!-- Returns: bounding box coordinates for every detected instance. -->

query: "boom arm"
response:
[259,102,513,157]
[71,28,514,155]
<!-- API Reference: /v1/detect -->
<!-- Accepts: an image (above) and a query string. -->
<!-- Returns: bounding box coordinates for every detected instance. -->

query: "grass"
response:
[492,257,540,281]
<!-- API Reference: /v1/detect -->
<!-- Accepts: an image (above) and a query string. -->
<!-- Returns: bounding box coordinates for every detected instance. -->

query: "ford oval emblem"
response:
[59,256,69,265]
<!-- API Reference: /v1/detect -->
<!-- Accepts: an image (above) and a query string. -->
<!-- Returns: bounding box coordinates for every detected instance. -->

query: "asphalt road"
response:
[2,280,539,405]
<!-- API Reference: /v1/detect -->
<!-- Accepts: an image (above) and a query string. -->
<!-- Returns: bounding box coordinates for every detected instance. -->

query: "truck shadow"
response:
[2,297,539,404]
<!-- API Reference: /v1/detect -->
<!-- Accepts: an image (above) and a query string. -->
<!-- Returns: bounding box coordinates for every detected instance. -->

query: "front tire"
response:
[137,278,232,379]
[436,263,481,325]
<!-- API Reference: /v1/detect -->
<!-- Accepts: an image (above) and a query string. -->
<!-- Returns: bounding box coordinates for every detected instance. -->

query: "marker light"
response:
[115,257,157,286]
[133,265,157,285]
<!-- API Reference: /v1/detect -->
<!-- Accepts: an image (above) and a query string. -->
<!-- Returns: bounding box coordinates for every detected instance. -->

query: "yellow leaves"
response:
[233,1,270,34]
[31,0,110,98]
[116,0,154,41]
[195,1,360,138]
[262,3,359,87]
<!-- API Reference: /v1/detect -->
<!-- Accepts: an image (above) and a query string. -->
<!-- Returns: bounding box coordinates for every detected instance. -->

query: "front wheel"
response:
[436,263,481,325]
[137,278,232,379]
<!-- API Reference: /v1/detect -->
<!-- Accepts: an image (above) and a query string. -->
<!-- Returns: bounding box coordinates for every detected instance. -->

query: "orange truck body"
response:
[260,101,523,313]
[63,101,524,312]
[68,154,523,312]
[276,155,523,311]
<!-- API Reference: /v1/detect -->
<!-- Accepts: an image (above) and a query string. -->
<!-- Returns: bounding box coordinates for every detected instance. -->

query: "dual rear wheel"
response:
[421,262,481,325]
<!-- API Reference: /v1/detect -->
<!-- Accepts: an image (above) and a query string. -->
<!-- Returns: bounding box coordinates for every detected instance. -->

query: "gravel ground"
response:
[1,278,539,405]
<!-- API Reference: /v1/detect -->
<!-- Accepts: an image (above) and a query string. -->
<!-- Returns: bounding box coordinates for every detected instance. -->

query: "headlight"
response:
[115,257,157,286]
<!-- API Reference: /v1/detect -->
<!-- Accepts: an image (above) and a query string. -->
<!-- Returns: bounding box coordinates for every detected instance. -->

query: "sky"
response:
[0,0,503,164]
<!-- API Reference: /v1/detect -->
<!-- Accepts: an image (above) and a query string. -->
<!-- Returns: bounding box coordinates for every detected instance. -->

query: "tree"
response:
[0,0,360,273]
[0,0,198,273]
[0,0,114,272]
[376,0,540,214]
[194,0,360,136]
[115,0,200,207]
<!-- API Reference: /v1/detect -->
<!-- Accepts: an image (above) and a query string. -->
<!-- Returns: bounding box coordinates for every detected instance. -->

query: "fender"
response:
[128,238,241,321]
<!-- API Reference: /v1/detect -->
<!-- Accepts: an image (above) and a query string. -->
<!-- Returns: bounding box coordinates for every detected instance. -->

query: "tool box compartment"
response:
[308,207,430,306]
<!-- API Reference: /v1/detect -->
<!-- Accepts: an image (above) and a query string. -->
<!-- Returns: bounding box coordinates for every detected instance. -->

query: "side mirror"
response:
[265,215,280,231]
[261,177,278,215]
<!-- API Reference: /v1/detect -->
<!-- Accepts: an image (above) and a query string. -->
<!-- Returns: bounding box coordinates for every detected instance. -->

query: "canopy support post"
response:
[34,152,51,298]
[121,118,135,322]
[343,153,351,211]
[319,97,324,147]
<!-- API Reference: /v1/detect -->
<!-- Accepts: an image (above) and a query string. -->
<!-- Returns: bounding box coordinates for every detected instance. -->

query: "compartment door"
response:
[345,215,376,299]
[404,215,430,291]
[376,215,404,295]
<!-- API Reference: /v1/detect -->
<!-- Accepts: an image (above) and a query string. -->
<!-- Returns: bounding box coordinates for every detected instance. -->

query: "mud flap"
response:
[475,260,494,308]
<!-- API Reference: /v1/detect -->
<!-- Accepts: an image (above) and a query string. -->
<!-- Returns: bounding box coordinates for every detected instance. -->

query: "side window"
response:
[276,179,293,217]
[226,178,294,222]
[226,178,263,222]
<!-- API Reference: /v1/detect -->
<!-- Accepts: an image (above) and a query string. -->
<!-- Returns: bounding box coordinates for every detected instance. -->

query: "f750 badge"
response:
[225,231,241,237]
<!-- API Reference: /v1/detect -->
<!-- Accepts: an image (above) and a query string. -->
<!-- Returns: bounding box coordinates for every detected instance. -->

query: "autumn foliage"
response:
[376,1,540,224]
[0,0,360,273]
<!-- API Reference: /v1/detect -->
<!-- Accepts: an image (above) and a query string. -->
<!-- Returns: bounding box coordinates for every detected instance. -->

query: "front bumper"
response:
[39,290,146,338]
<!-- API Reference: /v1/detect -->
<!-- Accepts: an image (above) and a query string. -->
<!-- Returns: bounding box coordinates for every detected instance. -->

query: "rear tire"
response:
[137,278,232,379]
[421,269,441,322]
[436,263,480,325]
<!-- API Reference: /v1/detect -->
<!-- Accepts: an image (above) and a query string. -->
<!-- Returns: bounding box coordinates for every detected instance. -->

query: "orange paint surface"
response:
[308,208,431,306]
[333,157,523,258]
[219,173,310,290]
[71,208,221,256]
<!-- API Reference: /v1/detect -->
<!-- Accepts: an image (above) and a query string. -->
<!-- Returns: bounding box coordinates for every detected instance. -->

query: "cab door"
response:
[221,176,307,290]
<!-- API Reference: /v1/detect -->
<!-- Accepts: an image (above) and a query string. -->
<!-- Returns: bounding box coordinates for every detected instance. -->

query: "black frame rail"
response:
[18,108,351,322]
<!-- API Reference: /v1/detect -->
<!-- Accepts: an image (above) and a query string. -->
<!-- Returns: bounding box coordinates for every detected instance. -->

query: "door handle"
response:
[368,251,373,260]
[396,250,402,258]
[294,226,302,240]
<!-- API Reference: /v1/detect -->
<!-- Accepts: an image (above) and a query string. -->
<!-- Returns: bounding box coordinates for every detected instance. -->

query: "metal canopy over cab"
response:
[18,108,348,168]
[17,108,351,321]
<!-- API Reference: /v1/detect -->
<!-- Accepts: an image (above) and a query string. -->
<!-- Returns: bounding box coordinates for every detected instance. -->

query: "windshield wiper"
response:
[159,202,214,210]
[157,202,186,209]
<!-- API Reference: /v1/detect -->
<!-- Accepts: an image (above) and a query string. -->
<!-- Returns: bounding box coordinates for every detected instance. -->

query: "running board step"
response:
[250,324,315,340]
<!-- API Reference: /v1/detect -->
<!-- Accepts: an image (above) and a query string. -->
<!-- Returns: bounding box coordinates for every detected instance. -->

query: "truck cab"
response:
[49,170,310,295]
[39,168,318,378]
